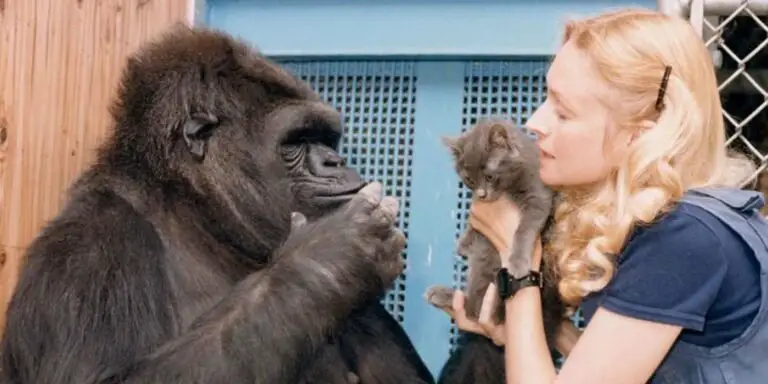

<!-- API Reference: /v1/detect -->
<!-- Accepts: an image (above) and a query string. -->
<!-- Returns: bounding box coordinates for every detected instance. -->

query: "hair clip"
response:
[655,66,672,111]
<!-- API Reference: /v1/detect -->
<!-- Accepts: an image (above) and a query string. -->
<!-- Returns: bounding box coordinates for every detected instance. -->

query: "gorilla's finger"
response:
[380,196,399,220]
[388,228,406,253]
[354,182,383,211]
[290,212,308,230]
[346,372,360,384]
[371,197,399,228]
[376,252,404,287]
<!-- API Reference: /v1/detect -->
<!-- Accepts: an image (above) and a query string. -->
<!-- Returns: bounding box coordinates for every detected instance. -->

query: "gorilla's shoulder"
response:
[25,178,165,274]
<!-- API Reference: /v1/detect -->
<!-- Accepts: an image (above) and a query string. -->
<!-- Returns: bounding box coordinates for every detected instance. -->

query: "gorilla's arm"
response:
[340,303,435,383]
[1,185,403,384]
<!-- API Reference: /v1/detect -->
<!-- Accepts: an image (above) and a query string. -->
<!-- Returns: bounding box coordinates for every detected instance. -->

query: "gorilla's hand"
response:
[337,181,406,288]
[275,181,405,307]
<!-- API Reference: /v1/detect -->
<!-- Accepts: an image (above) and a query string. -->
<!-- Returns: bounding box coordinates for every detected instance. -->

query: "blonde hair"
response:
[549,8,756,307]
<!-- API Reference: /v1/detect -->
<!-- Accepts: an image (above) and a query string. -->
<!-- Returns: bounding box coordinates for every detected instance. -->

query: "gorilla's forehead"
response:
[130,26,314,99]
[268,101,343,147]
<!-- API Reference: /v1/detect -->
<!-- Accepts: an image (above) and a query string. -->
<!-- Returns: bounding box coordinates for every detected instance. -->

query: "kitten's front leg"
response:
[507,224,540,278]
[457,227,483,258]
[425,228,490,313]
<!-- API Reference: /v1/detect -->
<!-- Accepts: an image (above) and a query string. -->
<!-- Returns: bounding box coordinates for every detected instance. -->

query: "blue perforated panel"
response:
[277,58,583,375]
[279,61,417,323]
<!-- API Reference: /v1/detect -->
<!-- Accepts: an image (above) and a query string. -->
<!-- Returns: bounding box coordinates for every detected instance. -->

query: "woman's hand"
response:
[442,238,542,344]
[445,284,507,346]
[469,197,544,270]
[468,197,520,260]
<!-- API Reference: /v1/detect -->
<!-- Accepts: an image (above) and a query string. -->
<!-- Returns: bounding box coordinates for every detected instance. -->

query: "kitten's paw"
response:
[346,372,360,384]
[425,285,455,310]
[506,255,532,278]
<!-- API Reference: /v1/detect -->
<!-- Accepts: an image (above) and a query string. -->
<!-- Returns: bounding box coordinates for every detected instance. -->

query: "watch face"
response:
[497,269,510,297]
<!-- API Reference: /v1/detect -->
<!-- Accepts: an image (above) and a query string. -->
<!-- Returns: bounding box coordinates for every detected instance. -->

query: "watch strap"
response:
[496,268,542,300]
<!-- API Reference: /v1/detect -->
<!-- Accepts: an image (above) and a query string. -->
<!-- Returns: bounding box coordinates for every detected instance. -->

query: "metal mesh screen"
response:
[279,61,418,323]
[706,4,768,188]
[682,1,768,195]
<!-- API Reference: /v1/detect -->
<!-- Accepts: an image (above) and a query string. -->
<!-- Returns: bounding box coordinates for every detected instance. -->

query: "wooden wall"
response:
[0,0,193,333]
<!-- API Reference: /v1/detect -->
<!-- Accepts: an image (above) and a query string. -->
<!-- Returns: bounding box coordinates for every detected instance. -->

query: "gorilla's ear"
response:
[183,112,220,162]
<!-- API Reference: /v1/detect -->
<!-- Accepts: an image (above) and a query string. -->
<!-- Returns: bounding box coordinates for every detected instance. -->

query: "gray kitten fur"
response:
[425,119,555,323]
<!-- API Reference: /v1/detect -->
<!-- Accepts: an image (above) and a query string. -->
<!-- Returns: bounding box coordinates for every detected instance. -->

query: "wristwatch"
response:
[496,267,543,300]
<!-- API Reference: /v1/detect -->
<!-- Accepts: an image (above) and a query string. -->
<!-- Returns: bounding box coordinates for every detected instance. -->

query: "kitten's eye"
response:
[484,174,495,182]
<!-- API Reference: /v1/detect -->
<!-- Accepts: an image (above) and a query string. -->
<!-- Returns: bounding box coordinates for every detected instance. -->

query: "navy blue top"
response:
[579,201,762,347]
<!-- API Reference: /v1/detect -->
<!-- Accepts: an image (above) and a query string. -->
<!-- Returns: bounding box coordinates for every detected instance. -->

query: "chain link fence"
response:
[659,0,768,212]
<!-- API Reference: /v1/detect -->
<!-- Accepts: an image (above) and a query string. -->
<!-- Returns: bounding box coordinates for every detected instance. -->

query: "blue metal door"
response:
[279,59,550,374]
[199,0,655,375]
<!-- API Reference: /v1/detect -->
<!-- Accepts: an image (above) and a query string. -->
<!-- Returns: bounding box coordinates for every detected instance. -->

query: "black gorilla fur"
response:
[0,25,434,384]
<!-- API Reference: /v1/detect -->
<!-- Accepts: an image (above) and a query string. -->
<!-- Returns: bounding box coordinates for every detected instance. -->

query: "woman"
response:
[444,8,768,384]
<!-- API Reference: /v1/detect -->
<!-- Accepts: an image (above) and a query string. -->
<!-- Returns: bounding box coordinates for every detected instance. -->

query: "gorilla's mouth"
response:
[315,180,368,200]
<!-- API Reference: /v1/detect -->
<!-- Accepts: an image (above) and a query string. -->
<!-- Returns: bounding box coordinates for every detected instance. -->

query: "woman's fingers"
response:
[468,198,521,257]
[478,283,498,329]
[449,290,490,336]
[478,284,506,346]
[441,287,507,347]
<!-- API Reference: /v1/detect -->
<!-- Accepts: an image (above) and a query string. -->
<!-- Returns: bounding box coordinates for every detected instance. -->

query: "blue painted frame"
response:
[405,61,466,373]
[200,0,656,58]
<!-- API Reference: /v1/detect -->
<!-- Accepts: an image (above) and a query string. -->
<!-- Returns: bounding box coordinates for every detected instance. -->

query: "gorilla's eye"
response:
[280,144,305,167]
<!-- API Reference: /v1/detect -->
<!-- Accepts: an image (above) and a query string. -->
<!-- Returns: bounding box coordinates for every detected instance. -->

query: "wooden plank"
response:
[0,0,192,336]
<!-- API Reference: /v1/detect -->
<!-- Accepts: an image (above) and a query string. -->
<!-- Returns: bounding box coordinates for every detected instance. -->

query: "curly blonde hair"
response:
[548,9,756,307]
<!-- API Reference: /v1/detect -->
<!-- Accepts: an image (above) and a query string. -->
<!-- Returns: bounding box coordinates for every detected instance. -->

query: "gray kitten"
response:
[425,119,555,323]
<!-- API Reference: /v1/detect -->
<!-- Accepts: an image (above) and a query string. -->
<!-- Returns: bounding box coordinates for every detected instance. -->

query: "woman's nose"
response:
[525,107,550,138]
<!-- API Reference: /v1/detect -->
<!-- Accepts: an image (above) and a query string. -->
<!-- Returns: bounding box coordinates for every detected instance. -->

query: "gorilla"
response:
[0,26,434,384]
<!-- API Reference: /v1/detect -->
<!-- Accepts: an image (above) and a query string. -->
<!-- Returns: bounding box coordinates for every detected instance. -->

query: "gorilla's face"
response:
[174,69,365,225]
[180,97,366,224]
[115,26,369,259]
[273,102,367,220]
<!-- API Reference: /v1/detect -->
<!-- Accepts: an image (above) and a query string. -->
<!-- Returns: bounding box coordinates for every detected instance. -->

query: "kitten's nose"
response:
[476,188,487,198]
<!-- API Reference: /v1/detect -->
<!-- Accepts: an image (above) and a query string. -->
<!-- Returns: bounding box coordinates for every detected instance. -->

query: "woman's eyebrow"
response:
[549,88,578,113]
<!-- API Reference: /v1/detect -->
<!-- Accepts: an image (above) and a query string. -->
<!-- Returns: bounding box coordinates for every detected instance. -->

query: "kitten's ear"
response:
[489,123,511,149]
[441,135,461,157]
